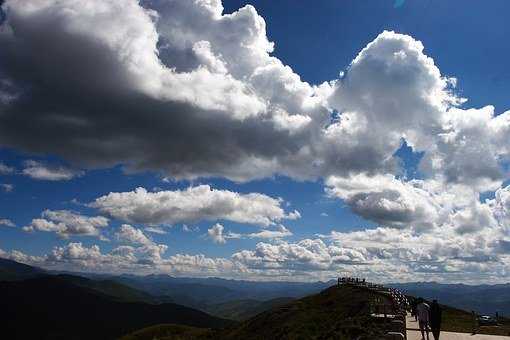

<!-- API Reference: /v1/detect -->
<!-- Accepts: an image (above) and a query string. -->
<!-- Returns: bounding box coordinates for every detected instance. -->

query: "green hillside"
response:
[0,257,45,281]
[204,297,295,321]
[121,284,396,340]
[439,304,510,336]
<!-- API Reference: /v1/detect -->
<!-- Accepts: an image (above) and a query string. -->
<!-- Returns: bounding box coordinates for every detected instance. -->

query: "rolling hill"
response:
[0,257,45,280]
[121,284,510,339]
[203,297,295,321]
[0,276,233,340]
[121,284,398,340]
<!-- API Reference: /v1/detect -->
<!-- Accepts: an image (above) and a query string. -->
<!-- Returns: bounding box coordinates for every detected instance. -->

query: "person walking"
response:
[430,299,442,340]
[416,298,430,340]
[411,298,418,321]
[471,311,478,335]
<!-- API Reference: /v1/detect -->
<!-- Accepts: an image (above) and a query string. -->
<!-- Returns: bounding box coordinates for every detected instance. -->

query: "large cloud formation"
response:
[91,185,299,226]
[1,0,509,185]
[0,0,326,181]
[1,0,510,282]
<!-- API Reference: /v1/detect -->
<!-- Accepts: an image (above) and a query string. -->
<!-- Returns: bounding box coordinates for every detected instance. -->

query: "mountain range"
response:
[2,257,510,339]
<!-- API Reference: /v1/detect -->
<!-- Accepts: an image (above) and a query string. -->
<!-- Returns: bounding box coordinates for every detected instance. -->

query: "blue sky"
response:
[1,0,509,282]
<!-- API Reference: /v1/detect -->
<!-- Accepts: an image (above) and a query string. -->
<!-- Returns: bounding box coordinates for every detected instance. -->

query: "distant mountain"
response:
[0,257,45,281]
[101,273,334,307]
[54,274,160,303]
[0,276,233,340]
[389,282,510,316]
[114,276,241,308]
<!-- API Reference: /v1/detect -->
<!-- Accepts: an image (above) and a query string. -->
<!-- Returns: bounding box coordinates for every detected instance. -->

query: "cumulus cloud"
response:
[23,210,109,238]
[0,0,328,182]
[420,106,510,191]
[0,162,14,175]
[325,174,445,230]
[116,224,153,246]
[0,0,508,187]
[1,242,237,277]
[207,223,226,244]
[91,185,297,227]
[246,225,293,239]
[207,223,292,244]
[228,238,371,279]
[0,218,15,227]
[21,160,83,181]
[0,0,508,186]
[0,183,13,192]
[1,0,510,282]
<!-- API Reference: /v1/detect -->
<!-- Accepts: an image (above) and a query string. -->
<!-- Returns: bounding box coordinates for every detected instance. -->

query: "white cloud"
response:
[207,223,292,244]
[23,210,109,238]
[0,162,14,175]
[144,226,167,234]
[0,0,510,282]
[232,239,340,271]
[0,183,13,192]
[326,174,445,230]
[116,224,153,246]
[0,0,508,187]
[0,218,15,227]
[91,185,298,227]
[21,160,83,181]
[207,223,226,244]
[182,224,199,233]
[1,242,236,277]
[246,225,293,239]
[0,0,327,182]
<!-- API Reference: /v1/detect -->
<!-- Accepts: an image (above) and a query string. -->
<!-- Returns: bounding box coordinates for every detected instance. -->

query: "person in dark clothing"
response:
[430,299,442,340]
[411,298,418,321]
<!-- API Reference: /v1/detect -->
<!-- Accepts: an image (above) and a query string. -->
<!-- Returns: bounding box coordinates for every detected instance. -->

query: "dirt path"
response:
[406,314,510,340]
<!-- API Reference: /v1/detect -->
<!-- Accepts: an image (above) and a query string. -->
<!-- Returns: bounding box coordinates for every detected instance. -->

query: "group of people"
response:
[412,298,442,340]
[388,287,409,314]
[337,276,366,285]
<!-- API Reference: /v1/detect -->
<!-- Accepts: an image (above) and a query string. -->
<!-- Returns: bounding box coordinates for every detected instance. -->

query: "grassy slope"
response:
[122,286,510,340]
[204,297,295,321]
[119,324,213,340]
[440,305,510,336]
[120,285,393,340]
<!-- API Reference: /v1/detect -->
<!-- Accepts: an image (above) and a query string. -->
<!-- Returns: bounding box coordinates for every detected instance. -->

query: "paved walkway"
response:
[406,315,510,340]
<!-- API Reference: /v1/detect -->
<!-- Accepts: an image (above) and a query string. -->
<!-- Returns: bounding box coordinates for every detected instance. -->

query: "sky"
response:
[0,0,510,283]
